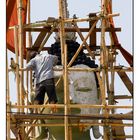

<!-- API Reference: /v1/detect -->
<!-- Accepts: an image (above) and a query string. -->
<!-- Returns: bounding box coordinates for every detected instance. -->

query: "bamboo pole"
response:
[17,0,24,112]
[12,113,133,120]
[17,0,25,139]
[67,20,98,67]
[16,122,132,127]
[64,44,70,140]
[26,0,31,134]
[23,13,119,28]
[6,50,10,140]
[58,0,69,139]
[8,66,133,73]
[100,0,110,139]
[14,26,20,112]
[59,0,65,66]
[11,104,132,109]
[24,27,121,33]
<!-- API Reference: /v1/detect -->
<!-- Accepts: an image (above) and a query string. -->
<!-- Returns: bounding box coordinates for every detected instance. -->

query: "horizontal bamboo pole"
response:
[10,113,132,121]
[11,122,132,127]
[10,104,132,109]
[68,67,132,72]
[64,13,119,23]
[22,13,119,28]
[8,67,133,72]
[24,27,121,32]
[11,113,133,119]
[9,26,121,32]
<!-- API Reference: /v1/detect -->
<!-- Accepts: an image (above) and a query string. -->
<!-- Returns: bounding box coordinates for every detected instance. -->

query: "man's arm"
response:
[52,55,58,66]
[26,59,35,70]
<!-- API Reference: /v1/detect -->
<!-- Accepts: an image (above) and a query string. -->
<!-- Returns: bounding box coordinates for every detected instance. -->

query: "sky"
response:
[0,0,136,139]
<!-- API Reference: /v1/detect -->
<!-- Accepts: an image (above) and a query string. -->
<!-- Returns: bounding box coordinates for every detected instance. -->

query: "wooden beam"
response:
[117,71,133,96]
[24,27,121,32]
[32,29,47,48]
[89,13,97,50]
[11,122,132,127]
[11,113,132,120]
[111,120,126,140]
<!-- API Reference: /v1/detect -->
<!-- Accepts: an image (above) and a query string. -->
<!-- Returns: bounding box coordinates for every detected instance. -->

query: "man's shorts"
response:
[34,78,57,104]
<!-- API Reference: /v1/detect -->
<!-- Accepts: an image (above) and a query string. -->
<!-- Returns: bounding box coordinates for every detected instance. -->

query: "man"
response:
[26,50,58,106]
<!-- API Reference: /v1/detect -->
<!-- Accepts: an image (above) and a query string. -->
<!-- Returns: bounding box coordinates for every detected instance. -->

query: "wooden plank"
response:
[32,30,47,48]
[89,13,97,49]
[111,120,126,140]
[117,71,133,96]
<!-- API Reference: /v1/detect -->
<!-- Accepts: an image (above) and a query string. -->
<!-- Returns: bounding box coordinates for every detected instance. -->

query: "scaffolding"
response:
[6,0,133,140]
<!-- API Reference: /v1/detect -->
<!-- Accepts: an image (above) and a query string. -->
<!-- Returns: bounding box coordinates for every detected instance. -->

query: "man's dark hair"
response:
[29,51,37,60]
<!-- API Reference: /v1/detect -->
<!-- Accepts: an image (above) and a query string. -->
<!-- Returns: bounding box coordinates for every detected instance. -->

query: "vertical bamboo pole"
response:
[26,0,30,105]
[58,0,69,139]
[17,0,25,138]
[17,0,24,112]
[26,0,31,133]
[59,0,65,66]
[100,0,107,107]
[108,0,115,108]
[27,0,32,49]
[14,26,20,112]
[6,50,10,140]
[100,0,110,139]
[64,44,69,140]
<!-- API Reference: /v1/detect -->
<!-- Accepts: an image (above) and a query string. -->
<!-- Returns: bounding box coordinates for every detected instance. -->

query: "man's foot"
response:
[51,105,58,113]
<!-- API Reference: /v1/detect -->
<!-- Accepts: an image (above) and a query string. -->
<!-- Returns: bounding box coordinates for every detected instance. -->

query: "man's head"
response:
[28,51,38,61]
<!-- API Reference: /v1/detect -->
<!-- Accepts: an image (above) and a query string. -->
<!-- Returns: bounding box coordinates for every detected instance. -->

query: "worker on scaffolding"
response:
[26,50,58,112]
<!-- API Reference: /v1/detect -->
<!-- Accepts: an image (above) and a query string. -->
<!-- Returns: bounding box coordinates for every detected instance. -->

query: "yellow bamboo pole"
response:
[12,113,132,120]
[8,66,133,73]
[59,0,65,66]
[108,0,116,112]
[17,0,25,139]
[14,26,20,112]
[100,0,110,139]
[11,104,132,109]
[17,0,24,112]
[23,13,119,29]
[58,0,69,139]
[26,0,31,134]
[6,50,10,140]
[64,44,70,140]
[65,43,72,140]
[18,122,132,127]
